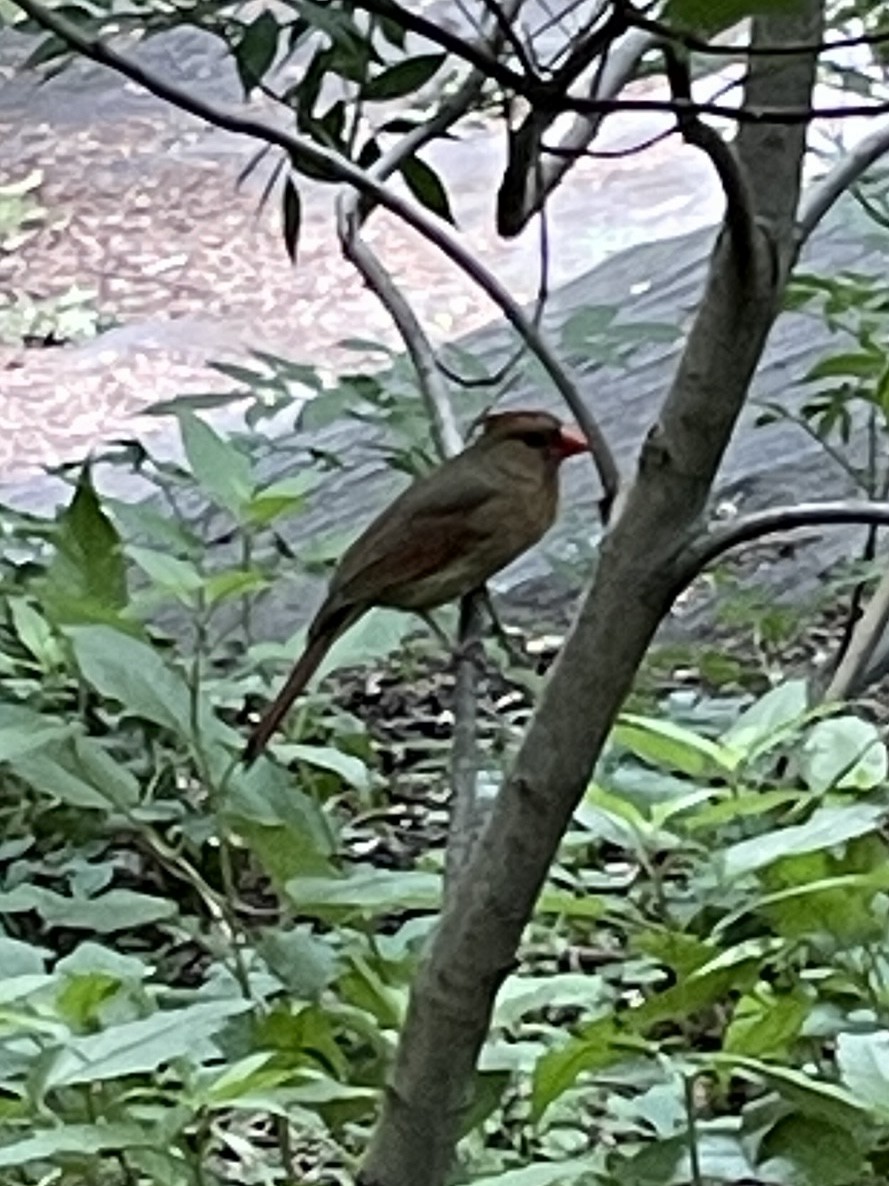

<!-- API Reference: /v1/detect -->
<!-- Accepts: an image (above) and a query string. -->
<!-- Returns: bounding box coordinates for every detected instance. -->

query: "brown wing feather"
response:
[323,458,499,613]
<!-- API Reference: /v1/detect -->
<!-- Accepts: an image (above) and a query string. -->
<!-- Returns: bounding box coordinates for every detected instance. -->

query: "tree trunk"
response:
[359,4,824,1184]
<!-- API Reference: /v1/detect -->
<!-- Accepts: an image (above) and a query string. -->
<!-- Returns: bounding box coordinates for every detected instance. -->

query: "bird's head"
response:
[477,409,588,470]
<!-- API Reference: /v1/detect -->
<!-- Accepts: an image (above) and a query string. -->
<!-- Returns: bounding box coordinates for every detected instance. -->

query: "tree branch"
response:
[797,119,889,245]
[11,0,619,517]
[823,563,889,702]
[677,500,889,582]
[662,43,756,268]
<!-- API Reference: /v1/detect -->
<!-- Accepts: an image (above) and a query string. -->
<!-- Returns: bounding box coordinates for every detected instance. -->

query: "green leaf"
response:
[11,735,140,810]
[178,410,254,516]
[706,1053,869,1126]
[68,625,234,748]
[724,986,808,1058]
[276,743,371,791]
[837,1030,889,1115]
[800,716,887,792]
[0,703,75,763]
[236,9,279,92]
[127,546,204,602]
[259,928,340,996]
[400,155,456,225]
[286,870,441,918]
[720,804,885,879]
[203,568,269,605]
[363,52,446,99]
[42,466,128,623]
[721,679,809,759]
[0,1124,153,1169]
[0,885,175,933]
[759,1115,866,1186]
[68,625,189,735]
[663,0,804,37]
[531,1016,639,1119]
[802,351,884,381]
[470,1161,604,1186]
[8,597,61,668]
[614,714,735,777]
[282,176,302,263]
[45,998,253,1087]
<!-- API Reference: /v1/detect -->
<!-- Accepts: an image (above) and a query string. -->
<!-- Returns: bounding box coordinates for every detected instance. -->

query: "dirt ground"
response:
[0,28,719,485]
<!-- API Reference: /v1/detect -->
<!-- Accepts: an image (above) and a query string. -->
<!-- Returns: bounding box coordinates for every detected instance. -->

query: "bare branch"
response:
[11,0,619,517]
[446,590,488,897]
[823,564,889,702]
[498,27,655,234]
[797,119,889,245]
[662,44,756,267]
[477,0,536,75]
[678,500,889,580]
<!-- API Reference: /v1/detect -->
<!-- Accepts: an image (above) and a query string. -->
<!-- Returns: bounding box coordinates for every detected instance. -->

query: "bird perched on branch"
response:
[243,409,588,763]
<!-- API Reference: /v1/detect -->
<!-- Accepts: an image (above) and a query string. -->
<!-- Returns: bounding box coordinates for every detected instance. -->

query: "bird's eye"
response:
[520,430,550,449]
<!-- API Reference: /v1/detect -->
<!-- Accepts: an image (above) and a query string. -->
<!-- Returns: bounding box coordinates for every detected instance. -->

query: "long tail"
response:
[242,610,358,764]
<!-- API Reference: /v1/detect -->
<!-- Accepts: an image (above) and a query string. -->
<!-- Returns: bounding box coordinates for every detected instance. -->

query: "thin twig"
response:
[11,0,619,516]
[662,43,756,267]
[797,119,889,245]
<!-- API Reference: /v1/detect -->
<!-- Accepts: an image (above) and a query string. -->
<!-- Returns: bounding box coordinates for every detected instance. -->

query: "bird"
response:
[242,409,588,763]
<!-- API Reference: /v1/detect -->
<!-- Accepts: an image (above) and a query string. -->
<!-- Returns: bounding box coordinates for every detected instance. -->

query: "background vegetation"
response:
[5,1,889,1184]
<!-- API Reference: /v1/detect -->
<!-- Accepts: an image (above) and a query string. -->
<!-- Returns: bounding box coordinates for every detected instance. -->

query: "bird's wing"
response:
[322,462,499,613]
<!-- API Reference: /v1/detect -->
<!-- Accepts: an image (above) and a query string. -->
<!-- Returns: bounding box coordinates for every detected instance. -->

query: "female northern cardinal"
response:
[243,409,587,762]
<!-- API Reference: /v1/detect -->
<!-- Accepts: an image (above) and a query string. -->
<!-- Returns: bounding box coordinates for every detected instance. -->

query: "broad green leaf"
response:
[179,410,254,516]
[800,716,887,791]
[494,974,611,1028]
[837,1030,889,1114]
[724,987,808,1058]
[625,1129,757,1186]
[276,743,371,791]
[287,870,441,917]
[363,52,445,99]
[45,998,253,1087]
[614,714,734,777]
[259,928,340,997]
[759,1115,865,1186]
[471,1160,602,1186]
[400,155,456,225]
[664,0,803,36]
[531,1016,641,1119]
[0,704,74,763]
[721,679,809,757]
[720,804,884,879]
[0,886,175,933]
[41,467,128,623]
[236,9,279,92]
[127,546,203,602]
[8,597,61,668]
[203,568,268,605]
[703,1053,868,1124]
[0,935,48,976]
[245,474,315,526]
[0,1124,153,1169]
[11,735,141,810]
[228,765,334,883]
[68,625,235,748]
[803,351,884,381]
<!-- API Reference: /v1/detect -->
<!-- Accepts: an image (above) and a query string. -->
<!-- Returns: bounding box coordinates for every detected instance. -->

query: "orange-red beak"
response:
[557,425,589,458]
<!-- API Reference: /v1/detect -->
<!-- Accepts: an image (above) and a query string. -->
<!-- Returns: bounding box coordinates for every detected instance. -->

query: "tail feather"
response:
[243,611,357,764]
